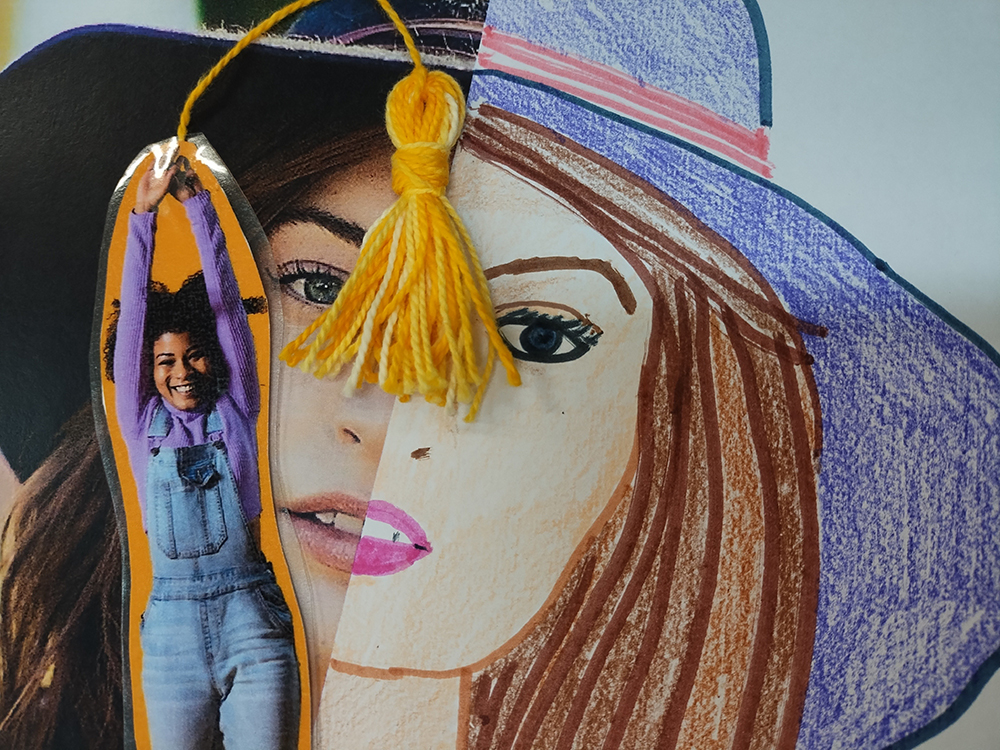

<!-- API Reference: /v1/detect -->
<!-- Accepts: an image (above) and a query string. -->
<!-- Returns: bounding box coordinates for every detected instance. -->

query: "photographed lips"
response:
[352,500,432,577]
[286,493,368,574]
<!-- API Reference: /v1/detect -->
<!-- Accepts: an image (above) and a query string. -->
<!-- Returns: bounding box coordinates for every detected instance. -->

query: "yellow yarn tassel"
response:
[279,0,520,419]
[176,0,520,419]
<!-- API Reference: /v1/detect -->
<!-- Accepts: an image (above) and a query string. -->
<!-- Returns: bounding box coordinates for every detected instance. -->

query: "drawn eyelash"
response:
[496,308,601,364]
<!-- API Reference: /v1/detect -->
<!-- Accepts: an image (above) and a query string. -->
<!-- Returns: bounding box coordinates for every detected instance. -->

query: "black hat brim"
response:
[0,25,472,480]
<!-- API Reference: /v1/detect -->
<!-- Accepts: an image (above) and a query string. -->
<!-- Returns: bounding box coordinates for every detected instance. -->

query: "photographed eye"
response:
[496,308,601,363]
[277,260,350,307]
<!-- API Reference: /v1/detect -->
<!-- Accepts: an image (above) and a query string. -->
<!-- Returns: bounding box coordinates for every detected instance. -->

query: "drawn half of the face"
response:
[324,151,654,672]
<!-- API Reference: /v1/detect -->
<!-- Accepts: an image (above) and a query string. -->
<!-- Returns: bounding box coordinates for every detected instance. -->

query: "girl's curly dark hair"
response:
[103,272,265,394]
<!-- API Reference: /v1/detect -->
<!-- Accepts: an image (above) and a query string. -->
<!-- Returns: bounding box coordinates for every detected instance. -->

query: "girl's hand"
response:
[134,162,177,214]
[169,156,204,203]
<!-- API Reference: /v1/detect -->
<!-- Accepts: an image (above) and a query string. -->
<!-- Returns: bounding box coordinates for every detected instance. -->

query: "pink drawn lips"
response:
[352,499,433,577]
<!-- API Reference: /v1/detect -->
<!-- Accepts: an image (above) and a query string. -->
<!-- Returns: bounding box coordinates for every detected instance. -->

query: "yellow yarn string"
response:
[177,0,328,141]
[279,0,521,419]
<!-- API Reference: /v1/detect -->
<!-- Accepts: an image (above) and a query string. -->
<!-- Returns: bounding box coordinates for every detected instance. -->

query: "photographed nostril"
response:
[339,428,362,445]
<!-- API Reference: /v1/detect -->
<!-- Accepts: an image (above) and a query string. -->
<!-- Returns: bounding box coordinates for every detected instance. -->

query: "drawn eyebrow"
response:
[272,206,367,247]
[484,256,637,315]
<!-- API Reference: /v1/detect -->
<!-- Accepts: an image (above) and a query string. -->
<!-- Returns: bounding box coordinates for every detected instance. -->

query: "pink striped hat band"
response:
[477,25,773,177]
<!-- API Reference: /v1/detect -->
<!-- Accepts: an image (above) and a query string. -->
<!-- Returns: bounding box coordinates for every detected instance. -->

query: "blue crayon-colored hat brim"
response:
[469,35,1000,750]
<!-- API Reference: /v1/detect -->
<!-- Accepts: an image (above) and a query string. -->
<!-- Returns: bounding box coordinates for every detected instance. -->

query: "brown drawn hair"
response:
[453,106,824,750]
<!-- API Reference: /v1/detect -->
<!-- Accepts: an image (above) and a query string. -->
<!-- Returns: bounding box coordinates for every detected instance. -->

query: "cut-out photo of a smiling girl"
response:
[99,144,302,749]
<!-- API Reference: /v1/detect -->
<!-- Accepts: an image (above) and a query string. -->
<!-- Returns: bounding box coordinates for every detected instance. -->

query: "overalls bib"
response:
[141,404,298,750]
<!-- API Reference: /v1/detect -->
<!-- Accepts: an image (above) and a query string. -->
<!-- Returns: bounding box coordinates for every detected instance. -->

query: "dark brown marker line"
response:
[655,290,729,750]
[485,256,637,315]
[775,344,821,750]
[458,669,473,750]
[725,307,782,750]
[474,659,520,750]
[509,276,669,750]
[598,280,703,750]
[556,287,693,750]
[470,668,492,730]
[492,556,595,750]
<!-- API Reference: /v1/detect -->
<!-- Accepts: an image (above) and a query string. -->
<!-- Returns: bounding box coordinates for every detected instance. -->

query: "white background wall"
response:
[4,0,199,60]
[764,0,999,353]
[2,1,998,746]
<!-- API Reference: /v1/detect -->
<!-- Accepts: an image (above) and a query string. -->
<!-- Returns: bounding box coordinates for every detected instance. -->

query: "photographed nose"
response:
[330,384,395,466]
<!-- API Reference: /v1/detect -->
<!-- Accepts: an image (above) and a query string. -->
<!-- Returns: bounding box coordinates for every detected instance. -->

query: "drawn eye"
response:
[277,260,349,307]
[496,308,601,363]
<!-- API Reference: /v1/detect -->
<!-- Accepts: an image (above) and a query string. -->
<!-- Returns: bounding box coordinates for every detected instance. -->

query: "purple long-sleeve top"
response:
[114,190,262,528]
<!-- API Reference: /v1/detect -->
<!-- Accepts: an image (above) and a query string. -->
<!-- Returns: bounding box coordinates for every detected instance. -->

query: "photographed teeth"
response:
[361,518,412,545]
[307,510,364,536]
[174,384,194,393]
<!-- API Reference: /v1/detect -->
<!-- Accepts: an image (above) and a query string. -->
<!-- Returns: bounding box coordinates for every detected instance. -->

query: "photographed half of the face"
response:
[266,145,399,695]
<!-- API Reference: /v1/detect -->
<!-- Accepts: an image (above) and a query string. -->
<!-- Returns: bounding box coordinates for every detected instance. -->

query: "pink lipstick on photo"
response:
[352,500,433,576]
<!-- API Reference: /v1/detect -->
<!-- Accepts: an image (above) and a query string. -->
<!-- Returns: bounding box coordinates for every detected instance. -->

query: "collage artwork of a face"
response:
[0,1,997,749]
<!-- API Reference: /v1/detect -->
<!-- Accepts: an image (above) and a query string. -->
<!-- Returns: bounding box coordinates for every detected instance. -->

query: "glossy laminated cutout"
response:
[91,135,310,750]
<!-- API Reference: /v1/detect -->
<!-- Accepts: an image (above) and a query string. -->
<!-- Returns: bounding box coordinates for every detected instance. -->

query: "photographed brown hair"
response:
[0,406,123,749]
[454,106,824,750]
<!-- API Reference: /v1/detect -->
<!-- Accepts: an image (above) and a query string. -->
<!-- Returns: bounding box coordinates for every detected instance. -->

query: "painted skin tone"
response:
[268,147,653,746]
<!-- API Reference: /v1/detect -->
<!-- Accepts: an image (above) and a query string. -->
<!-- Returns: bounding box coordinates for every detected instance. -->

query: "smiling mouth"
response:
[286,493,368,574]
[286,495,432,576]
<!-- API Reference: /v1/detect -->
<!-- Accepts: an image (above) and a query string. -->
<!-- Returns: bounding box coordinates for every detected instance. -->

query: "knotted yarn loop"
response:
[386,66,465,146]
[392,143,451,196]
[278,6,520,420]
[174,0,518,421]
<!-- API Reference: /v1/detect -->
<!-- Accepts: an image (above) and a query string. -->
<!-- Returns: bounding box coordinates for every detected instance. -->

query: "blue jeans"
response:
[142,417,299,750]
[141,573,299,750]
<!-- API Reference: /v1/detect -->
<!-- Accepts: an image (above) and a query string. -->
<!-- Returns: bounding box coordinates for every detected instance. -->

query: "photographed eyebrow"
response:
[271,206,367,247]
[484,256,637,315]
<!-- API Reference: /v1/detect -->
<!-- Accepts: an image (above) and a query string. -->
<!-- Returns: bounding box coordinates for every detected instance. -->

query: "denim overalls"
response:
[141,405,299,750]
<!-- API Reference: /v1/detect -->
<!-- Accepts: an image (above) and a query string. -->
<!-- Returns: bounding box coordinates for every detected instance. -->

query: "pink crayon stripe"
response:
[478,26,773,178]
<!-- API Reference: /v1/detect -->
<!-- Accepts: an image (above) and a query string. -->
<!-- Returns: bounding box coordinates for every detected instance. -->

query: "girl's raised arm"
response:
[180,175,259,419]
[114,163,175,443]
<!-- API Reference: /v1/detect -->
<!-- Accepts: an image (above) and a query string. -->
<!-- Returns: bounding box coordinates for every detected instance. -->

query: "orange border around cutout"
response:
[97,140,311,750]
